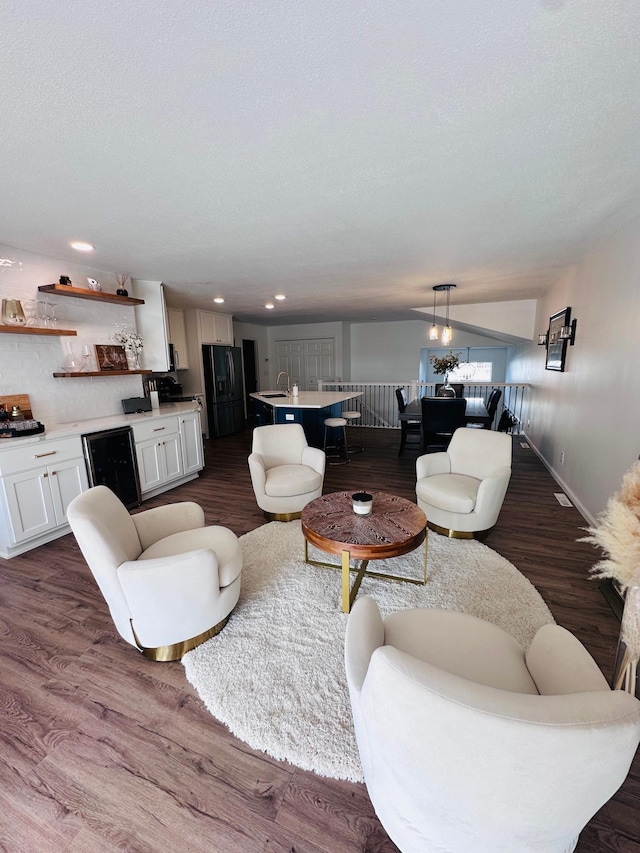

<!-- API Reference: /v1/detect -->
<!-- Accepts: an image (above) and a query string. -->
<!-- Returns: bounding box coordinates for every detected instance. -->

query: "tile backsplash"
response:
[0,244,144,427]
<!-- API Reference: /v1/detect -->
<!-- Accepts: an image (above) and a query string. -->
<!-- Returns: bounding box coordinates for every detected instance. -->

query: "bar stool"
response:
[323,416,350,464]
[342,410,364,453]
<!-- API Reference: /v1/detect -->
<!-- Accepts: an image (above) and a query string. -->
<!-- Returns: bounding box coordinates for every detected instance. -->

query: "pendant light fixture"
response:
[429,287,439,340]
[430,283,456,345]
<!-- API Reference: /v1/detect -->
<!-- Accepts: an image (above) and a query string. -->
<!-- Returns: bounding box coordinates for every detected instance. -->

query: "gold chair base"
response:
[263,510,302,522]
[133,614,231,661]
[427,521,491,541]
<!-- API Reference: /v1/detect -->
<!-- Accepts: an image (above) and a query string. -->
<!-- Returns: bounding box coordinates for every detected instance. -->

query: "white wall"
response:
[508,211,640,522]
[448,299,537,341]
[0,244,144,427]
[349,319,509,382]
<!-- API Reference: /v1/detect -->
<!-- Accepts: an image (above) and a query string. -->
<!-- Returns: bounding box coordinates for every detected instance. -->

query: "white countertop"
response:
[0,401,201,447]
[250,390,361,409]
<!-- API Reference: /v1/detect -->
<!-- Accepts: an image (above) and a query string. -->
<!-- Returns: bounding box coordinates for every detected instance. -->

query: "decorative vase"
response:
[61,340,80,372]
[1,298,26,325]
[126,350,141,370]
[613,585,640,699]
[436,372,456,397]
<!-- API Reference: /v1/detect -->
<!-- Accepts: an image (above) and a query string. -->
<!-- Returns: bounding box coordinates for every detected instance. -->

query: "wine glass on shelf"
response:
[37,298,56,327]
[81,344,94,372]
[23,300,38,326]
[45,299,58,328]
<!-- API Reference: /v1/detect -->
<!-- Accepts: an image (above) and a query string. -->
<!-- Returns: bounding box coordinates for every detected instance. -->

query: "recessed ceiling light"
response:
[69,241,95,252]
[265,303,275,309]
[275,294,286,301]
[213,297,225,304]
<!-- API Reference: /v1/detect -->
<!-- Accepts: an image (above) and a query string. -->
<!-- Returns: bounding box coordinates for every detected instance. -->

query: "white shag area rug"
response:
[182,520,554,783]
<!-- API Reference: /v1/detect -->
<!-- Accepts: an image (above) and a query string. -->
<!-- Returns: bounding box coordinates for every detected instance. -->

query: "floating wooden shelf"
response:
[52,370,152,378]
[0,324,77,336]
[38,284,145,305]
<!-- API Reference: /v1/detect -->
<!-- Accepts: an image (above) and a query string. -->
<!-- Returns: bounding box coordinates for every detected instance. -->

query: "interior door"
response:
[275,341,304,387]
[274,338,334,390]
[304,340,334,390]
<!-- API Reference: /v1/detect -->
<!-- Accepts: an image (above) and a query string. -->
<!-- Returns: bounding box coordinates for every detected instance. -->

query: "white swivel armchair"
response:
[345,596,640,853]
[416,426,512,538]
[248,423,325,520]
[67,485,242,661]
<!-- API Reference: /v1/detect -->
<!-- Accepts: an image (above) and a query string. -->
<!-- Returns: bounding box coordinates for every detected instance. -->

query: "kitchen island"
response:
[249,390,362,448]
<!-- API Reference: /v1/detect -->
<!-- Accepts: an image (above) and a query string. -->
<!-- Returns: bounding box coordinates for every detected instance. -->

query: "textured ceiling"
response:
[2,1,640,326]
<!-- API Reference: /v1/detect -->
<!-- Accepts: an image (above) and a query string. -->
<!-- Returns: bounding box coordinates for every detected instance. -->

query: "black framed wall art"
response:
[545,307,571,372]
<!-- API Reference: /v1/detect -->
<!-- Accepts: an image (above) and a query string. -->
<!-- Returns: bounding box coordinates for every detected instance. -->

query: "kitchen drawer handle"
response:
[34,450,57,458]
[152,427,166,432]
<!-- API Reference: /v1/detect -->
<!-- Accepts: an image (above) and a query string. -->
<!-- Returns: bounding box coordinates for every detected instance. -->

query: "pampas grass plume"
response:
[581,461,640,590]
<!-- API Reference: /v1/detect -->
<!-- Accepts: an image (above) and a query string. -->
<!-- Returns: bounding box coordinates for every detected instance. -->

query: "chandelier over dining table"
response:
[429,283,456,345]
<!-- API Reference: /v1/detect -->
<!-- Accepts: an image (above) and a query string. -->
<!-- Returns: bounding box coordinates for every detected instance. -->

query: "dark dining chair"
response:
[468,388,502,430]
[396,387,422,456]
[421,397,467,453]
[434,382,465,398]
[486,388,502,419]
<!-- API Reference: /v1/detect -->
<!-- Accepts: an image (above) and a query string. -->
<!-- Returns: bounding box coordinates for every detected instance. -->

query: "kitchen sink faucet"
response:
[276,371,291,394]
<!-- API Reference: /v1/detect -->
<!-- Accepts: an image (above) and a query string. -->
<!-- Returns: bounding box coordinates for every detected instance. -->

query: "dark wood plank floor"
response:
[1,427,639,852]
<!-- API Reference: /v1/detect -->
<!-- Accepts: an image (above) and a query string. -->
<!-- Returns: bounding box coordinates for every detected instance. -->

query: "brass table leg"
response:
[304,532,427,614]
[341,549,350,613]
[341,549,369,613]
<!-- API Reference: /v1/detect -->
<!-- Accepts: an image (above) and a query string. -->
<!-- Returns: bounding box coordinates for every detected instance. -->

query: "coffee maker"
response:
[154,375,183,402]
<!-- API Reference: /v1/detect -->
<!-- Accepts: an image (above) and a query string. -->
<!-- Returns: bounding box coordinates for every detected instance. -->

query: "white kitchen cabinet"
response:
[198,311,233,345]
[0,436,89,556]
[179,411,203,475]
[167,308,189,369]
[0,405,204,559]
[135,435,183,494]
[133,417,183,494]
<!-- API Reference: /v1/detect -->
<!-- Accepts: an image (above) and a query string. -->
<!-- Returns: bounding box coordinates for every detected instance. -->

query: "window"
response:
[449,361,492,382]
[419,347,509,384]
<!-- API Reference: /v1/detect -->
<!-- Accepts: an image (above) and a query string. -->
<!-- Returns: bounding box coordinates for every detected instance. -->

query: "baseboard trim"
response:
[521,433,594,527]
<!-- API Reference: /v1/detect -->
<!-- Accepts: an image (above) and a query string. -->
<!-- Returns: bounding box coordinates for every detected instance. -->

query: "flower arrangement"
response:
[581,460,640,693]
[429,350,462,376]
[113,328,143,358]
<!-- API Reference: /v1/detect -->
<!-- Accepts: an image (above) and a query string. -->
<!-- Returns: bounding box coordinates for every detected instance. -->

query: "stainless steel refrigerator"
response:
[202,344,245,437]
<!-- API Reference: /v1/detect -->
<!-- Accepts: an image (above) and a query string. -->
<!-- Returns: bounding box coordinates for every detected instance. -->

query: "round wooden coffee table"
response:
[301,491,427,612]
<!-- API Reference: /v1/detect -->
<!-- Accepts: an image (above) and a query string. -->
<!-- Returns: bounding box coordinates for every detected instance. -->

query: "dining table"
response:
[399,396,492,428]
